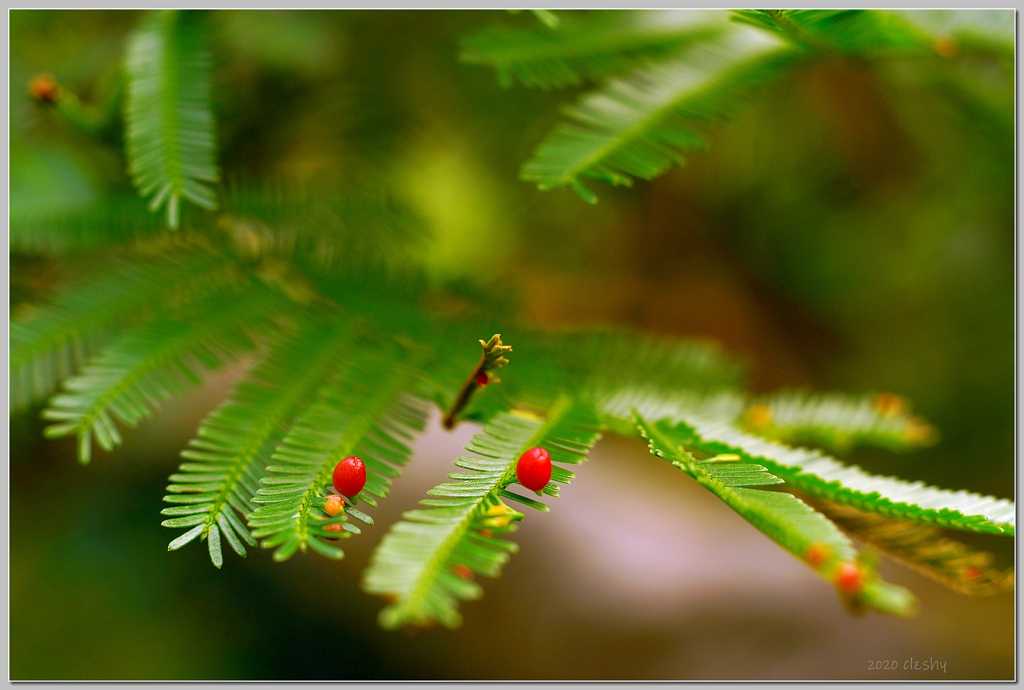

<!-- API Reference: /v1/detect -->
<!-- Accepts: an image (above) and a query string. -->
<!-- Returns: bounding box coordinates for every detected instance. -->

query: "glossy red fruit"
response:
[333,456,366,497]
[475,372,489,387]
[324,494,344,517]
[323,523,345,538]
[516,446,551,492]
[835,562,863,594]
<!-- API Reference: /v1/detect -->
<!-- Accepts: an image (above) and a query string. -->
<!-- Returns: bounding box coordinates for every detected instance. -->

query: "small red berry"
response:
[452,564,474,580]
[323,522,345,538]
[479,529,493,538]
[333,456,366,497]
[28,74,60,103]
[516,446,551,493]
[835,562,863,594]
[475,372,489,387]
[804,542,831,568]
[324,494,344,517]
[963,566,983,582]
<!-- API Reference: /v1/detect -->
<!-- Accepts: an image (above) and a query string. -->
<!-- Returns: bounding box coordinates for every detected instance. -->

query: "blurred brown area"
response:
[9,9,1014,680]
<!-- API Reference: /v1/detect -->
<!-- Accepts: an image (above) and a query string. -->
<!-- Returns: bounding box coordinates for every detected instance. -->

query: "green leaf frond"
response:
[247,340,431,563]
[218,182,429,270]
[161,314,360,567]
[467,329,746,429]
[441,333,512,429]
[664,414,1015,535]
[730,10,924,56]
[41,281,286,464]
[810,498,1014,598]
[739,390,939,454]
[125,9,219,229]
[11,248,242,411]
[520,25,800,202]
[506,9,561,29]
[363,398,602,629]
[461,10,726,89]
[637,416,917,617]
[893,10,1014,58]
[10,194,165,253]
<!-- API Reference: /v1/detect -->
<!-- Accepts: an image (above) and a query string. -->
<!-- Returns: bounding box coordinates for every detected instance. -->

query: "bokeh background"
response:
[9,9,1015,680]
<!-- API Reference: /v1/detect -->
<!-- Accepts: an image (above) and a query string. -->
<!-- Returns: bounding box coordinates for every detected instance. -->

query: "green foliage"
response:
[163,316,357,566]
[667,413,1015,535]
[467,8,1014,202]
[364,398,601,629]
[125,9,219,228]
[462,10,724,89]
[738,390,939,454]
[638,416,916,617]
[10,246,240,411]
[42,281,284,464]
[10,194,163,253]
[810,499,1014,598]
[520,26,799,202]
[10,9,1014,638]
[248,339,429,562]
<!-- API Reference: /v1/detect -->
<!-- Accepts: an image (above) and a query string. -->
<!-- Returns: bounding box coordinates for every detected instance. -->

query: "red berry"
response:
[452,564,474,580]
[479,529,493,538]
[516,446,551,493]
[963,566,983,582]
[324,494,344,517]
[835,562,863,594]
[28,74,60,103]
[323,523,345,538]
[475,372,489,387]
[333,456,366,497]
[804,542,831,568]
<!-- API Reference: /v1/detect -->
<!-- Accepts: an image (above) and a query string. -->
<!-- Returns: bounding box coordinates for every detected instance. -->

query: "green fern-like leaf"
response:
[466,329,745,433]
[247,340,429,562]
[637,415,917,617]
[363,398,601,629]
[41,282,283,464]
[218,183,428,269]
[461,10,725,89]
[11,248,241,411]
[125,9,219,229]
[730,10,923,55]
[520,25,800,202]
[810,498,1014,597]
[739,390,939,454]
[10,193,165,253]
[666,413,1015,535]
[161,315,360,567]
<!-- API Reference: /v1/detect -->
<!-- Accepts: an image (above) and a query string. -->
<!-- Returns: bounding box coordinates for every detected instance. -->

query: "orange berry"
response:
[872,392,908,418]
[747,403,773,429]
[324,494,344,517]
[804,542,831,568]
[28,74,60,103]
[452,564,474,580]
[935,36,958,58]
[904,417,938,445]
[479,529,493,538]
[323,523,345,539]
[475,372,488,387]
[835,562,863,594]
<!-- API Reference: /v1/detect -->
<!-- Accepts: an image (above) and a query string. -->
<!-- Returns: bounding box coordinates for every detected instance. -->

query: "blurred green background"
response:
[9,9,1014,680]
